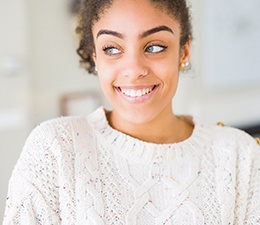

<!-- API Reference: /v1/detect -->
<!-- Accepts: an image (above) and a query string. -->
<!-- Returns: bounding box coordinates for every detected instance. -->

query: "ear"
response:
[179,38,191,70]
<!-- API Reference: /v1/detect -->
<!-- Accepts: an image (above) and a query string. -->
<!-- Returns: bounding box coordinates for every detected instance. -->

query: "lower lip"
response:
[115,85,159,104]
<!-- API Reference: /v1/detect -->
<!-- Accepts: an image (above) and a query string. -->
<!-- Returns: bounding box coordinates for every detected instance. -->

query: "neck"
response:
[106,107,194,144]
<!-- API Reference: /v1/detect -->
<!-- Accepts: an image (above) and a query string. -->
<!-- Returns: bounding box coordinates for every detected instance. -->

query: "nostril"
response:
[140,68,148,76]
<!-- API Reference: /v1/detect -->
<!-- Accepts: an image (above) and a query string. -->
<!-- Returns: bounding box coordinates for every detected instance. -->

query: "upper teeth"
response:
[121,87,153,97]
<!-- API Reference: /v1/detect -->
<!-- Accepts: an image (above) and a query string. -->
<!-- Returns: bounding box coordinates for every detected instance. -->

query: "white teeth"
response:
[120,87,154,97]
[136,90,142,97]
[130,90,135,97]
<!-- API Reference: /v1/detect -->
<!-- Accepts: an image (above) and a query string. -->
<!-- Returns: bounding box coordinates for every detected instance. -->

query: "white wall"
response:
[173,1,260,127]
[26,0,104,125]
[0,0,104,220]
[1,0,260,221]
[0,0,31,220]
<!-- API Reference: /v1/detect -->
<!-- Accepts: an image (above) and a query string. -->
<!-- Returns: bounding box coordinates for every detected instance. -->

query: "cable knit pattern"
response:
[3,107,260,224]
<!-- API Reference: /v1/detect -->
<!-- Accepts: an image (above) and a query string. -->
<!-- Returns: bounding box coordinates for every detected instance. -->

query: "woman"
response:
[3,0,260,224]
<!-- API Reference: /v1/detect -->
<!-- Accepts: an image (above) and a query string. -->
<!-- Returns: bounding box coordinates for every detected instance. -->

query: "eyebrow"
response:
[141,25,174,38]
[96,30,123,39]
[96,25,174,39]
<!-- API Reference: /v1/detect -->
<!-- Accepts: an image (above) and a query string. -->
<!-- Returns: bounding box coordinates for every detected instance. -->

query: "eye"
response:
[102,45,122,56]
[145,44,167,53]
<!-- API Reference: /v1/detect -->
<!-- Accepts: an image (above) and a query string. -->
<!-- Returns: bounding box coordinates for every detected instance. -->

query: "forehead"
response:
[93,0,181,36]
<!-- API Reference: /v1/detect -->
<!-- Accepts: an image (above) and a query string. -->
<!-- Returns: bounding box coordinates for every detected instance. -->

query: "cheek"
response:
[151,58,179,81]
[96,55,122,86]
[97,65,117,95]
[151,49,180,73]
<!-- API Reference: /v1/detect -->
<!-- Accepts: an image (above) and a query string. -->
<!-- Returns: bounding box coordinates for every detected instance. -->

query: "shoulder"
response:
[20,107,107,164]
[206,122,258,146]
[28,115,92,147]
[19,115,95,165]
[13,115,96,188]
[34,115,91,138]
[199,121,260,162]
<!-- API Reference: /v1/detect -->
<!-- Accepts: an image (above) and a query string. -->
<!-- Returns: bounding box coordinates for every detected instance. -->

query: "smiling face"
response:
[92,0,190,128]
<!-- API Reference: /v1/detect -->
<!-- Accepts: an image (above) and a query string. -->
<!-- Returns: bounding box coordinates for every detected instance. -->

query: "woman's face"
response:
[92,0,190,125]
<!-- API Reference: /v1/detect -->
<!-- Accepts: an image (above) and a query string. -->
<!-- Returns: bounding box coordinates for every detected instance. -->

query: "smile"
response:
[116,85,159,98]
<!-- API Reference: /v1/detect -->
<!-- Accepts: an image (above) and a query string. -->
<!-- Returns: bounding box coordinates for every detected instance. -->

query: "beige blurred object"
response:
[60,91,102,116]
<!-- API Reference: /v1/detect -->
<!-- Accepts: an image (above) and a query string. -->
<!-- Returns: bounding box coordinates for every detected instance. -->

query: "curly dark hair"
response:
[76,0,192,74]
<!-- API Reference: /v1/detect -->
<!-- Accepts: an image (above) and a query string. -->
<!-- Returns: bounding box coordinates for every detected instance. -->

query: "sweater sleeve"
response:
[3,121,61,224]
[245,138,260,224]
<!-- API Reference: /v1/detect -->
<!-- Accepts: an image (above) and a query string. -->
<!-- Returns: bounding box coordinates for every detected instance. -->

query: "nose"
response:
[120,51,148,79]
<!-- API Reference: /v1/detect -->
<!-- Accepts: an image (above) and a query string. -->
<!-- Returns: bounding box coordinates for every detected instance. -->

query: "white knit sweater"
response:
[3,107,260,224]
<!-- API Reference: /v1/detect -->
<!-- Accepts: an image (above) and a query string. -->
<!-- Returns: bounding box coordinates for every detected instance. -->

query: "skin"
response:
[92,0,193,144]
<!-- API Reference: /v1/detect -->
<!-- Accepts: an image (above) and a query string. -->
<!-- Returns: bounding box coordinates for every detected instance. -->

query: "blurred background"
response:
[1,0,260,220]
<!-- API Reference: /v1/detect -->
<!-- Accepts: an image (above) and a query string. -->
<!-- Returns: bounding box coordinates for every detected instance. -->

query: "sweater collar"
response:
[88,106,209,164]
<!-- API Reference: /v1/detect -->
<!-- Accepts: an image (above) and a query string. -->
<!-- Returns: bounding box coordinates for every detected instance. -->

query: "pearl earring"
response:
[181,62,189,67]
[181,61,190,70]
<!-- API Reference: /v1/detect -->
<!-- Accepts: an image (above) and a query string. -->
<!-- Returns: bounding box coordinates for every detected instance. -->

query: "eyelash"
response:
[102,45,122,56]
[101,43,168,56]
[145,44,168,53]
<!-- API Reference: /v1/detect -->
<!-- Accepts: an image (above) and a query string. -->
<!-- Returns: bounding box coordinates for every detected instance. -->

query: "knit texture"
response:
[3,107,260,224]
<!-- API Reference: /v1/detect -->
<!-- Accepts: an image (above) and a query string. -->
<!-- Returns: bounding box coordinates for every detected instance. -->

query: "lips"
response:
[115,85,159,102]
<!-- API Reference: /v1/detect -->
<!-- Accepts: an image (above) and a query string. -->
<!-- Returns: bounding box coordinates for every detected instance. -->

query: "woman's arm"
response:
[244,139,260,224]
[3,122,61,224]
